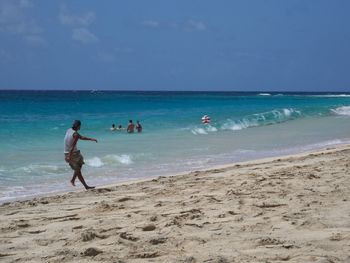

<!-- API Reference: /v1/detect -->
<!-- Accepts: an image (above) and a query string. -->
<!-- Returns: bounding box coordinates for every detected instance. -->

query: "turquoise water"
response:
[1,91,350,202]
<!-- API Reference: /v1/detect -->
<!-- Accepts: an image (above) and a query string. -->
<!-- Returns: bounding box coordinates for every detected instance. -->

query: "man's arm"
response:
[65,133,97,162]
[79,134,98,143]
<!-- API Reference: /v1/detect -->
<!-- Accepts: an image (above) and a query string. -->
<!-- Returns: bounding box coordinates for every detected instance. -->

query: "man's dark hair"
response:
[72,120,81,129]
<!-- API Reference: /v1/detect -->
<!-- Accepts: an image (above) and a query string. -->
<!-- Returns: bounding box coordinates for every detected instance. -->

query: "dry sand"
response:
[1,146,350,263]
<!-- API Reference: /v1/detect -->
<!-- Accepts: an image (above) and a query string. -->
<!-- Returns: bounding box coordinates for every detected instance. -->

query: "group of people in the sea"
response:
[110,120,142,133]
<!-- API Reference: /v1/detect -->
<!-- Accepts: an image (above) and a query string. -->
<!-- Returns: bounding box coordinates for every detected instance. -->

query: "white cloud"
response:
[140,19,207,32]
[96,51,115,62]
[19,0,33,8]
[169,22,179,29]
[59,6,95,27]
[59,5,98,45]
[0,49,14,61]
[24,34,46,46]
[142,20,159,28]
[0,0,44,45]
[186,20,206,31]
[72,28,98,44]
[0,1,25,33]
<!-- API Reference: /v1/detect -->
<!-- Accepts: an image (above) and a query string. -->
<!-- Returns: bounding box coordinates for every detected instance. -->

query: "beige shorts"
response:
[65,151,84,171]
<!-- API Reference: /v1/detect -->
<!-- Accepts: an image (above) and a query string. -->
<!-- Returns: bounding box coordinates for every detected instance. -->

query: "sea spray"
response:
[331,106,350,116]
[86,157,104,168]
[103,154,133,165]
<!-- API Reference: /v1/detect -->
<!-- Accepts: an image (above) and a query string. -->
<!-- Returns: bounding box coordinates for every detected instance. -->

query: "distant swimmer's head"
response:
[72,120,81,130]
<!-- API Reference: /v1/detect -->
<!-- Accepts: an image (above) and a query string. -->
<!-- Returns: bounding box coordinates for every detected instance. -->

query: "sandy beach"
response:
[1,146,350,263]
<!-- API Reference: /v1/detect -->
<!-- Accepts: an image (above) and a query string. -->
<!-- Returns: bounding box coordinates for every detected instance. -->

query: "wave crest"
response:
[104,154,133,165]
[331,106,350,116]
[86,157,104,167]
[191,125,218,135]
[222,108,301,131]
[190,108,301,134]
[86,154,133,167]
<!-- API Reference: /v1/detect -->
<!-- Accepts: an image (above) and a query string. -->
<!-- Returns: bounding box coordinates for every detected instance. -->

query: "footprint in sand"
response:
[149,237,167,245]
[141,224,156,231]
[82,247,102,257]
[119,232,139,242]
[81,229,107,241]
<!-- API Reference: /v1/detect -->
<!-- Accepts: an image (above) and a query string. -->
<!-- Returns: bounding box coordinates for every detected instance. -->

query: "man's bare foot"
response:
[70,179,76,186]
[85,186,95,190]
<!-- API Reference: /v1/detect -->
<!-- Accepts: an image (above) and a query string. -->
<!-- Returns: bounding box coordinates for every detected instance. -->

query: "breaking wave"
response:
[191,125,218,135]
[221,109,301,131]
[331,106,350,116]
[14,164,68,175]
[190,108,301,135]
[86,154,133,167]
[221,108,301,131]
[86,157,104,168]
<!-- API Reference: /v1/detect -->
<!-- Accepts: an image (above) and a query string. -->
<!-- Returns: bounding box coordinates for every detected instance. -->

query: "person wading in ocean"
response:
[127,120,135,133]
[64,120,97,189]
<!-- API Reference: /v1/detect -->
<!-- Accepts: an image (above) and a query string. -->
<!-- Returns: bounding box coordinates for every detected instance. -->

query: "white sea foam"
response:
[39,155,133,169]
[103,154,133,165]
[308,139,344,148]
[184,158,211,166]
[206,125,218,132]
[191,128,208,135]
[191,124,218,135]
[191,108,301,133]
[331,106,350,116]
[86,157,104,167]
[221,119,252,131]
[283,108,292,117]
[287,139,347,154]
[221,108,301,131]
[15,164,66,174]
[258,93,271,96]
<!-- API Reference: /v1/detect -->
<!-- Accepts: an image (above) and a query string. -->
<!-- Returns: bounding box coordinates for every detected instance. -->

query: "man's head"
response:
[72,120,81,130]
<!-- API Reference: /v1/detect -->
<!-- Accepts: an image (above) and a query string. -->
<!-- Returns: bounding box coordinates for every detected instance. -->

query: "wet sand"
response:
[1,145,350,262]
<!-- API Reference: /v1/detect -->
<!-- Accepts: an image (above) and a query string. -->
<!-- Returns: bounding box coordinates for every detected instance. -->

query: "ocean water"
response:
[1,90,350,202]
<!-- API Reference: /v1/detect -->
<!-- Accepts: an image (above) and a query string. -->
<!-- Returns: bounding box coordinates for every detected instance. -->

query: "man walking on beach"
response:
[64,120,97,190]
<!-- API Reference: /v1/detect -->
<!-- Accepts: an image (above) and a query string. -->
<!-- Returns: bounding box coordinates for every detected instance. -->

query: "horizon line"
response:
[0,89,349,93]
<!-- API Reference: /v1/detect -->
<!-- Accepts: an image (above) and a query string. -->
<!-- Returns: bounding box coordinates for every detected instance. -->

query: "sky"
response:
[0,0,350,91]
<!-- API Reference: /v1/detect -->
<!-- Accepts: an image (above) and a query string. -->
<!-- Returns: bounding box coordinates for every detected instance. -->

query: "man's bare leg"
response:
[74,169,95,190]
[70,176,76,186]
[70,171,77,186]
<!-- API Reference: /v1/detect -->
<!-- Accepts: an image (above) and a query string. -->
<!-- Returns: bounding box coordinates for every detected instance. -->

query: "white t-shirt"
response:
[64,128,78,153]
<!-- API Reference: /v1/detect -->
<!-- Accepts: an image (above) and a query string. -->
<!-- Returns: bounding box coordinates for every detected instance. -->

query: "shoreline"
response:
[2,142,348,205]
[1,144,350,262]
